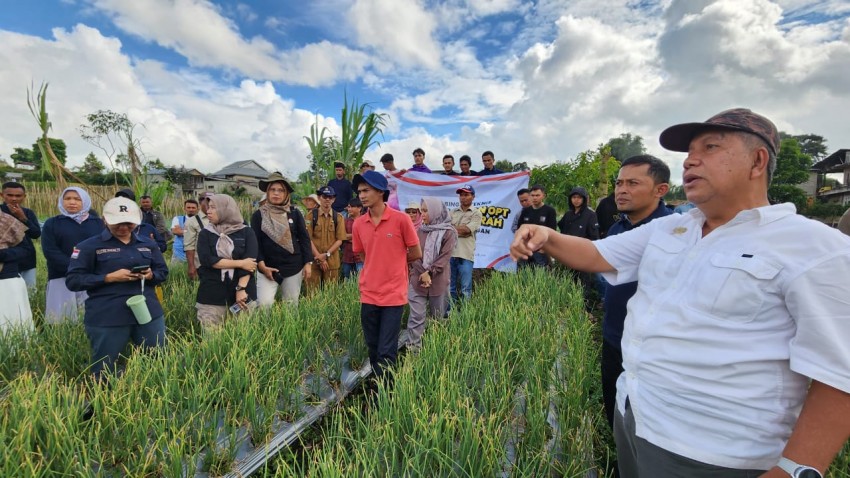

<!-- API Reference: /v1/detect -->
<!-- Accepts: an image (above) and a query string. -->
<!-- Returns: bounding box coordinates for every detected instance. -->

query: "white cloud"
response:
[2,0,849,192]
[348,0,441,69]
[86,0,373,87]
[0,25,337,178]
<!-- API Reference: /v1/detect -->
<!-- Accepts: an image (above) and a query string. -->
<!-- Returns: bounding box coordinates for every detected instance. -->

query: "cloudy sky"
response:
[1,0,848,182]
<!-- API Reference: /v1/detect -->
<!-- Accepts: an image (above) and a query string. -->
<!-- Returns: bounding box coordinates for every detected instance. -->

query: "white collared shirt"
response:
[594,203,850,470]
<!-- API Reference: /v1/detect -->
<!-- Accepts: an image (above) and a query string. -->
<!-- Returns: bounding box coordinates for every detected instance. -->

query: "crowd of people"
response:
[2,109,849,476]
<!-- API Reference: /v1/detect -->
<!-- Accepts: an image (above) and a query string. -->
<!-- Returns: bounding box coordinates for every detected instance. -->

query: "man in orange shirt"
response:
[352,170,422,383]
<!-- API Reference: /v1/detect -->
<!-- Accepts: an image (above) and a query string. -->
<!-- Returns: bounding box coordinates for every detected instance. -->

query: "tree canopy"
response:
[768,137,813,209]
[529,144,619,212]
[605,133,646,162]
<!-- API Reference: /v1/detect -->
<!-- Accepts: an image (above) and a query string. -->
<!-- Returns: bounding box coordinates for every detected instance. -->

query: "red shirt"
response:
[352,206,419,306]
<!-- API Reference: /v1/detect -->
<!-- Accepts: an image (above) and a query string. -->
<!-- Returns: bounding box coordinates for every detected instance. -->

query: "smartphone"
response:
[131,265,151,273]
[229,300,256,314]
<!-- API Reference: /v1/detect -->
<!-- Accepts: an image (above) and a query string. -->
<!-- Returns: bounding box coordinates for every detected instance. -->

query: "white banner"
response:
[395,171,530,272]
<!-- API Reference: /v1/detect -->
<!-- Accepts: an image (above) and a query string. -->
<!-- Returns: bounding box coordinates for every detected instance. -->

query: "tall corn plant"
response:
[335,93,388,174]
[26,82,87,191]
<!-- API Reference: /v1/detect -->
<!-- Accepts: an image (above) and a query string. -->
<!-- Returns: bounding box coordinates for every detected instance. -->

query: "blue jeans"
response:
[342,262,363,280]
[449,257,473,302]
[85,316,166,380]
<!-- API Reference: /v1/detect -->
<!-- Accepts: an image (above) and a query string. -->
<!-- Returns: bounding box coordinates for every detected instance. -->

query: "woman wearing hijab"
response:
[41,187,104,323]
[195,194,258,328]
[252,173,313,307]
[402,197,457,351]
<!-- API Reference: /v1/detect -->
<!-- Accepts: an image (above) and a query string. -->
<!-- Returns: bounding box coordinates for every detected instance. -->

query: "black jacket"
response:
[558,187,599,240]
[0,204,40,271]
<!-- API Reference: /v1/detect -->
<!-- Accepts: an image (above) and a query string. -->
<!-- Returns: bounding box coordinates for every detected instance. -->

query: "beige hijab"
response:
[259,184,294,253]
[203,195,246,281]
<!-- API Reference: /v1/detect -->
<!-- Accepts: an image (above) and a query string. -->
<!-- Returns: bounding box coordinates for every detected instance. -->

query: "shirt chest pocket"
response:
[638,233,688,288]
[690,253,782,323]
[231,237,247,257]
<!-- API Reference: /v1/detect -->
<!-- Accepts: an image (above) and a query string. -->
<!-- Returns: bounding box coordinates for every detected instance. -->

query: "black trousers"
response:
[360,303,403,381]
[601,339,624,431]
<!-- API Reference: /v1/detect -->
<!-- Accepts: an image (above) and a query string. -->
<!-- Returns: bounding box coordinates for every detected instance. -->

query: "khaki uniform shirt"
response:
[450,206,482,261]
[183,211,209,263]
[306,209,346,269]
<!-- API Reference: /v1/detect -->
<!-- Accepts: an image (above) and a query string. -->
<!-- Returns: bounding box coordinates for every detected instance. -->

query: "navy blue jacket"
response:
[0,242,30,279]
[41,212,104,280]
[135,222,167,253]
[1,204,41,271]
[327,178,353,213]
[65,229,168,326]
[602,200,672,349]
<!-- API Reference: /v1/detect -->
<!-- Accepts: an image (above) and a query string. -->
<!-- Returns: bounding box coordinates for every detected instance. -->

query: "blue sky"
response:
[1,0,848,181]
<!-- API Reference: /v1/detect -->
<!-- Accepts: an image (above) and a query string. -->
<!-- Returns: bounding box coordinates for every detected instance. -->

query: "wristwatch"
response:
[325,251,331,258]
[777,457,822,478]
[235,285,246,291]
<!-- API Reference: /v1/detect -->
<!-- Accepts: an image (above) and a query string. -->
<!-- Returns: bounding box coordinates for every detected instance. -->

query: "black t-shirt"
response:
[196,227,258,306]
[518,205,557,230]
[251,208,314,279]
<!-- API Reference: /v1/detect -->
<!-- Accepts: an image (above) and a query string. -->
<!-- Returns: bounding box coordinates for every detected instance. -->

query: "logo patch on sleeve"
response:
[71,247,80,259]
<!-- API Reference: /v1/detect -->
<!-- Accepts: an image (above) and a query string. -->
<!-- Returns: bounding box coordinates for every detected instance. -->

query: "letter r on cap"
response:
[119,205,128,212]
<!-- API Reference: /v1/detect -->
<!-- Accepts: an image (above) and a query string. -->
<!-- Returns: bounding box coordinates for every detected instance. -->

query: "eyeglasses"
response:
[405,209,420,214]
[321,195,335,199]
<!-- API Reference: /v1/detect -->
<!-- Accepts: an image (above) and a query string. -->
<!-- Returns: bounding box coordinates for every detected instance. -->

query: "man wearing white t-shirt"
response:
[511,108,850,478]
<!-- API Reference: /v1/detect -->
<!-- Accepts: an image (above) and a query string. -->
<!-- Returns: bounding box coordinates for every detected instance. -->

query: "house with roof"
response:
[206,160,270,196]
[810,149,850,205]
[146,167,208,196]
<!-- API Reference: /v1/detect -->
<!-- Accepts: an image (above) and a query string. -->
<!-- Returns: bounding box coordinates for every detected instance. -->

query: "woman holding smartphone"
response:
[195,194,258,329]
[65,197,168,381]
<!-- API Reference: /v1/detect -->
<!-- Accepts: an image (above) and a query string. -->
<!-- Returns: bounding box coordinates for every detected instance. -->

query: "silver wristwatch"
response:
[777,457,822,478]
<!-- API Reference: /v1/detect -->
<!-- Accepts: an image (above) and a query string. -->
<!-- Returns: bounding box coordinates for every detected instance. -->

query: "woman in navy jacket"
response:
[66,197,168,381]
[41,187,104,323]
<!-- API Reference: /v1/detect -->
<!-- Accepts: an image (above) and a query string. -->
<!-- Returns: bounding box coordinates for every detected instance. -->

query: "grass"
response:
[1,242,848,476]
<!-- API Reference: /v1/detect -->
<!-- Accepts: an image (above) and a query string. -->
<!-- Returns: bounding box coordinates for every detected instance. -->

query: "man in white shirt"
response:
[511,108,850,478]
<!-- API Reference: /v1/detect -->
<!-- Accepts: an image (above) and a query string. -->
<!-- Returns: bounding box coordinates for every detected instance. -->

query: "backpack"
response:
[312,208,339,230]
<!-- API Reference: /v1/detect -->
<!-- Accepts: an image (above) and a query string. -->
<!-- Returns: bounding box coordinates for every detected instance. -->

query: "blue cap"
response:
[352,170,389,192]
[317,185,336,197]
[456,184,475,195]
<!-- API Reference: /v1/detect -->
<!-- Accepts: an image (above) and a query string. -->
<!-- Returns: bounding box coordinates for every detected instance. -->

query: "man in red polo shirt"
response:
[352,170,421,383]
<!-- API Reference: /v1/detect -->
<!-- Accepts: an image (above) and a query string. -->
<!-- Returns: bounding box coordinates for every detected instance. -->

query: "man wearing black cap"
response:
[511,108,850,478]
[305,185,346,293]
[327,162,353,215]
[351,170,421,384]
